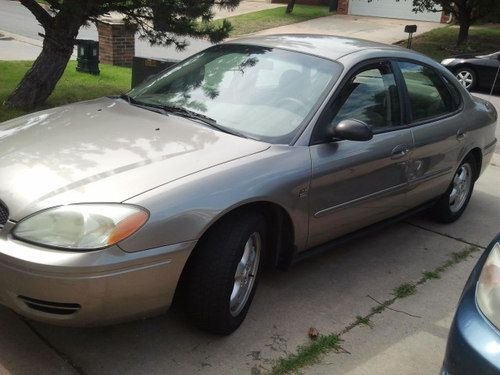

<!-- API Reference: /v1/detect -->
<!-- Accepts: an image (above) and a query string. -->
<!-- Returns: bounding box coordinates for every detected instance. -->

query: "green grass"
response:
[399,25,500,61]
[393,282,417,298]
[0,61,131,122]
[422,270,441,280]
[355,315,372,328]
[216,5,331,36]
[271,334,341,375]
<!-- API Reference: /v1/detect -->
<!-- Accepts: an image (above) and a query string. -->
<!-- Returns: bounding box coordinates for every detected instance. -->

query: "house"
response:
[270,0,450,23]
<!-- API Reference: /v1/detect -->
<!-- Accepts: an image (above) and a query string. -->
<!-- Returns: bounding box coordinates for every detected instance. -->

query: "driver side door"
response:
[307,61,414,248]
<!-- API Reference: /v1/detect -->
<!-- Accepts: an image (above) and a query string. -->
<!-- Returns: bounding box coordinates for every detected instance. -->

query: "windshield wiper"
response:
[155,105,249,139]
[118,96,249,139]
[118,94,170,115]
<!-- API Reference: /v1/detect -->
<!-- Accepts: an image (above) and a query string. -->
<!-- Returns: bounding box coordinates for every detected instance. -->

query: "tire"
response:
[182,211,266,335]
[430,156,476,223]
[455,67,477,91]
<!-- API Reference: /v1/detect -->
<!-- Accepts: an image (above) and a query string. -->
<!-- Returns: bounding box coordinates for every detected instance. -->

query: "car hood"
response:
[0,97,270,220]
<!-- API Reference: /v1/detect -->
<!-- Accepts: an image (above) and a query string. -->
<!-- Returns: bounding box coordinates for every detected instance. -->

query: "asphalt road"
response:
[0,0,211,60]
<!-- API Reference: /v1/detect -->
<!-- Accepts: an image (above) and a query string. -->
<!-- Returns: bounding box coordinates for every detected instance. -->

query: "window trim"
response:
[394,58,464,127]
[310,58,406,145]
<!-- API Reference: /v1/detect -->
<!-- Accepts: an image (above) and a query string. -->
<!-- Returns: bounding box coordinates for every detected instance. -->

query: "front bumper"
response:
[0,221,195,326]
[442,237,500,375]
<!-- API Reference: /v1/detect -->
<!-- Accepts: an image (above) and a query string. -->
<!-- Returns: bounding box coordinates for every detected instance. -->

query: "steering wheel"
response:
[276,97,309,115]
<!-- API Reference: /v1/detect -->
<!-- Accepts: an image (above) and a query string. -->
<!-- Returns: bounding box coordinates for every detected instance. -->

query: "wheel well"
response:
[453,64,475,74]
[200,202,296,270]
[173,202,296,304]
[467,147,482,180]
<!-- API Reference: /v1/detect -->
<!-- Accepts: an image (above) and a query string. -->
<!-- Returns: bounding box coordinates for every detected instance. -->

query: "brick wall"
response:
[336,0,348,14]
[97,21,136,67]
[440,12,451,23]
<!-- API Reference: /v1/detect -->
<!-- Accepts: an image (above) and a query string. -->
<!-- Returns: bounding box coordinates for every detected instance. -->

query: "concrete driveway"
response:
[0,95,498,374]
[254,14,444,44]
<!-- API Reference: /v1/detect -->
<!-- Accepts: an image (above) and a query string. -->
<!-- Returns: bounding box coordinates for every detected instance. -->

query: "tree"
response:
[5,0,240,109]
[413,0,496,46]
[286,0,296,14]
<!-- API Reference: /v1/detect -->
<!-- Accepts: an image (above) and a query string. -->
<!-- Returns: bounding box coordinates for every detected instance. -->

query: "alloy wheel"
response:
[449,163,472,213]
[456,70,474,89]
[230,232,261,317]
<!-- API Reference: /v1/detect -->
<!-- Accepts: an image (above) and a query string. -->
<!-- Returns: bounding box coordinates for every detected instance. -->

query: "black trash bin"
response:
[76,39,100,75]
[131,56,179,88]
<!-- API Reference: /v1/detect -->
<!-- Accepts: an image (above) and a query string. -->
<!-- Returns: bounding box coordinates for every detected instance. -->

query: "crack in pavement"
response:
[20,318,86,375]
[404,221,486,249]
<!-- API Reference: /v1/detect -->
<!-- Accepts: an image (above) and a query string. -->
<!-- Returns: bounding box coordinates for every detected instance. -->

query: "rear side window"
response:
[398,61,455,122]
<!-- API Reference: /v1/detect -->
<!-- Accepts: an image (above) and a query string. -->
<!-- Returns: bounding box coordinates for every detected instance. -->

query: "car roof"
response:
[225,34,405,61]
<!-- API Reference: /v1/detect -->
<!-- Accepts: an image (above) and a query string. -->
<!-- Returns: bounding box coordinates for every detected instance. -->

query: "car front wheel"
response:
[182,211,266,335]
[431,156,476,223]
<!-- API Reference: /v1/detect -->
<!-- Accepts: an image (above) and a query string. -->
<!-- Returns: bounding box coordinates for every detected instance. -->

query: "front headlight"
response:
[441,58,456,65]
[13,204,149,250]
[476,242,500,329]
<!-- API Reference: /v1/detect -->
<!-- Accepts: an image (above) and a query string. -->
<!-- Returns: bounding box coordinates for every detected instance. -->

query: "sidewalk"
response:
[0,31,42,60]
[213,0,281,20]
[254,14,444,44]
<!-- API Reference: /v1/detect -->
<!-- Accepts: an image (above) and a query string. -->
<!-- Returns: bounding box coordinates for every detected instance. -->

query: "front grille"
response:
[0,201,8,228]
[18,295,81,315]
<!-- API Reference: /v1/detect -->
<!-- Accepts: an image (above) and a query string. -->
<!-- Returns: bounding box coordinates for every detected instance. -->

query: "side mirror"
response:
[328,119,373,142]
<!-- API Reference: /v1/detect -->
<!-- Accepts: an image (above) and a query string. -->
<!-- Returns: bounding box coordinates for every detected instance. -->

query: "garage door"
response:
[348,0,442,22]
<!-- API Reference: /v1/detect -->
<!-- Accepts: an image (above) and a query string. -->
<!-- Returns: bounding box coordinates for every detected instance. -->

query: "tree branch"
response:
[20,0,53,29]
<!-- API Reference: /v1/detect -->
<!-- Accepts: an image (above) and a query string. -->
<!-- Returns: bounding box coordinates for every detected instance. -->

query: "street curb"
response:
[0,29,42,47]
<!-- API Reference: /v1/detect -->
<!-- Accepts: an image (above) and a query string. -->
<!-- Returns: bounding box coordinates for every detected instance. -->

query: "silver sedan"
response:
[0,35,497,334]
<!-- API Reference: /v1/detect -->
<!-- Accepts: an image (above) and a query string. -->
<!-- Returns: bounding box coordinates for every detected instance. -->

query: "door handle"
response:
[456,130,466,141]
[391,144,411,160]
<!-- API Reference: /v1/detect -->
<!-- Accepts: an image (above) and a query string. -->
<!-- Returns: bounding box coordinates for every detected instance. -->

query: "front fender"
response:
[120,145,312,252]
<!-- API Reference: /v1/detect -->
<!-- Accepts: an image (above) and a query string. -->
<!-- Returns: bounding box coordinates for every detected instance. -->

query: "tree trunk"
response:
[286,0,296,14]
[4,31,76,109]
[457,21,470,46]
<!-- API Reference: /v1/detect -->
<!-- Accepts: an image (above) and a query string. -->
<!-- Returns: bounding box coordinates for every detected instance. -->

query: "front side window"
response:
[398,61,455,122]
[326,63,401,132]
[129,44,341,144]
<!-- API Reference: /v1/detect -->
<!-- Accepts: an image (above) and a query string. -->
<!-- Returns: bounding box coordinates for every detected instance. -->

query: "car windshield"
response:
[128,44,341,144]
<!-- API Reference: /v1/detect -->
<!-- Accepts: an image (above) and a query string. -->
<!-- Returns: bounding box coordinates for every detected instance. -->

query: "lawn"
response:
[399,25,500,61]
[216,5,331,36]
[0,61,131,122]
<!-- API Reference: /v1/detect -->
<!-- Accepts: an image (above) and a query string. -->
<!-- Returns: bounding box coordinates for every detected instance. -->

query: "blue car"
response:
[442,234,500,375]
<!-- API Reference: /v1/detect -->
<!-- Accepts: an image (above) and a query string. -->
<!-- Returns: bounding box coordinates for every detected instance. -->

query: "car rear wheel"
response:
[455,67,476,91]
[431,156,476,223]
[182,211,266,335]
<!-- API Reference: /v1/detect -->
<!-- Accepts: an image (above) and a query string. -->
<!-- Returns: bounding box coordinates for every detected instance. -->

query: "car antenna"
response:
[489,54,500,97]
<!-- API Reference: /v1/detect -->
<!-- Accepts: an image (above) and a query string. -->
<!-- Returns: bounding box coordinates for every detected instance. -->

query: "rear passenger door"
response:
[396,61,465,206]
